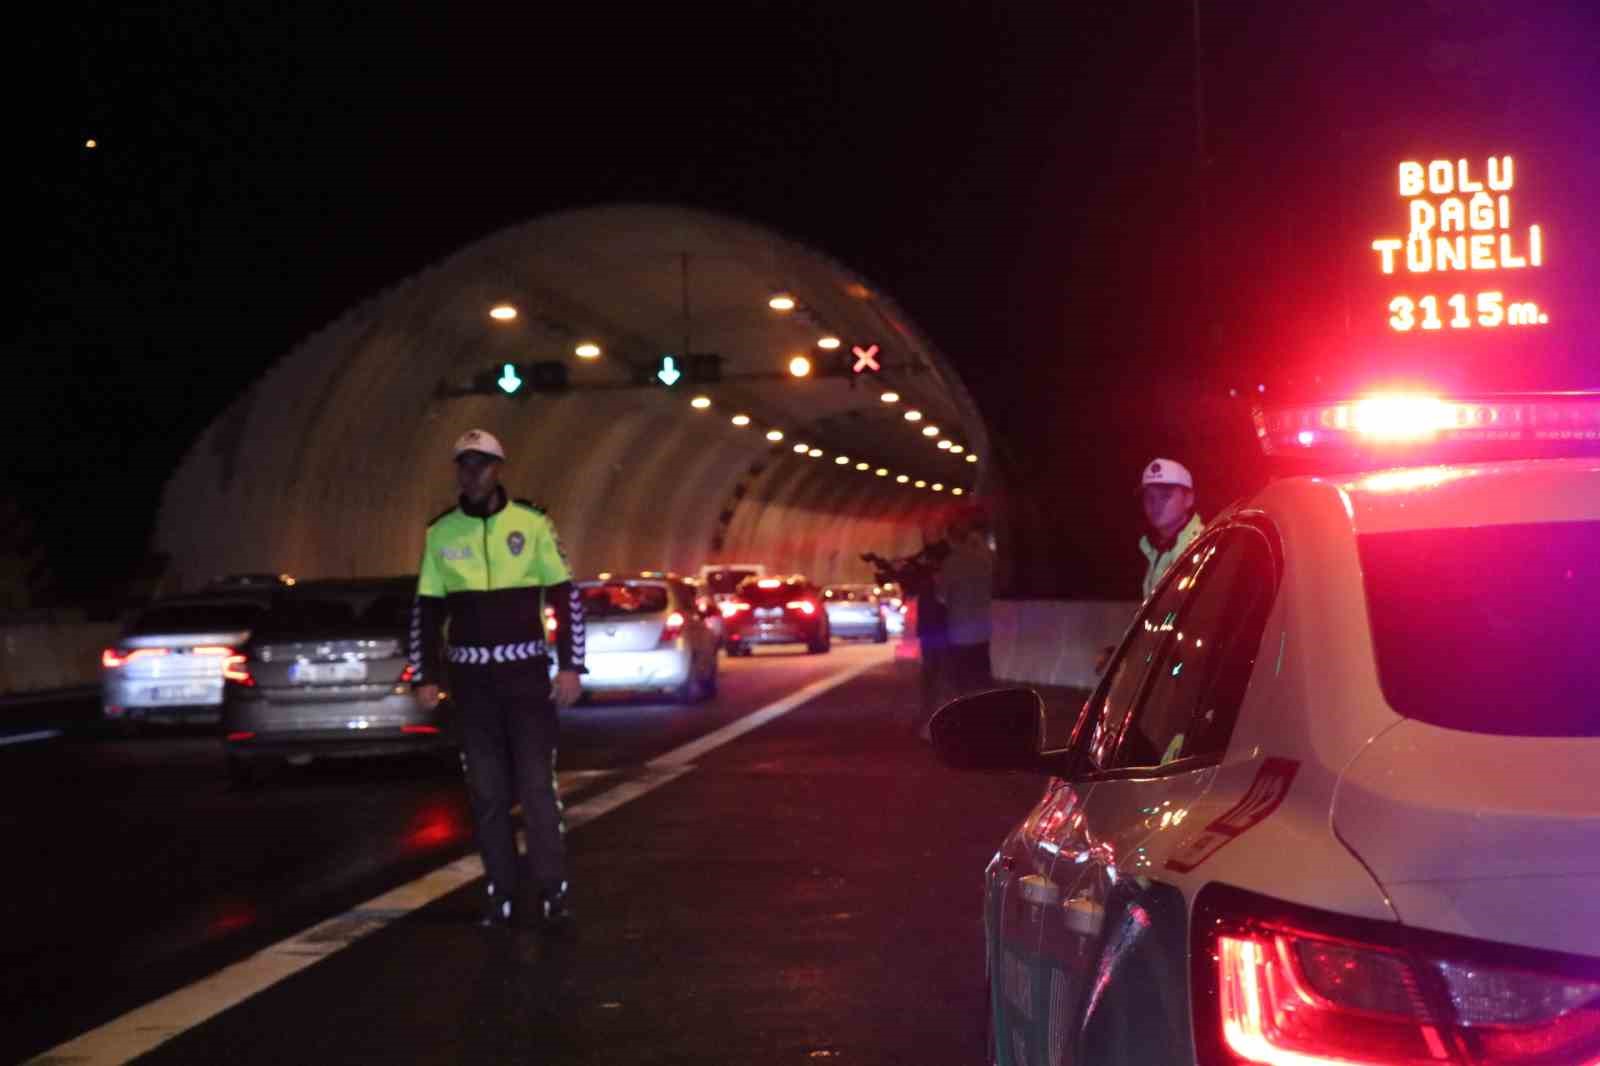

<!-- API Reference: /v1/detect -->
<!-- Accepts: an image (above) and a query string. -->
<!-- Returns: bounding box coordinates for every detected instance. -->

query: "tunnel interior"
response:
[158,205,991,591]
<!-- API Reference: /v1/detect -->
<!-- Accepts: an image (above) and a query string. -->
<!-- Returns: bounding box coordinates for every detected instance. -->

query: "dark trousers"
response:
[450,658,567,902]
[917,640,993,729]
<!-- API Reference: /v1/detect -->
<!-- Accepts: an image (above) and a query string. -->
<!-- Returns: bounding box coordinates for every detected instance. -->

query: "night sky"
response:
[13,0,1600,602]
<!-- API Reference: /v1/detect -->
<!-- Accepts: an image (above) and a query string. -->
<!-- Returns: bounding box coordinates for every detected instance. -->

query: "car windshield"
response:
[126,601,265,635]
[704,569,761,595]
[250,584,414,640]
[740,584,805,607]
[1359,520,1600,737]
[581,583,669,617]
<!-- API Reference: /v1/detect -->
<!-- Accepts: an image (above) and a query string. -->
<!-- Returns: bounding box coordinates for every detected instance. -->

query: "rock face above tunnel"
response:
[155,204,988,591]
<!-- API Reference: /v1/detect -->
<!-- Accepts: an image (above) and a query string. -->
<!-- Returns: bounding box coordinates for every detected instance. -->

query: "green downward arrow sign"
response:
[497,363,523,394]
[657,356,682,386]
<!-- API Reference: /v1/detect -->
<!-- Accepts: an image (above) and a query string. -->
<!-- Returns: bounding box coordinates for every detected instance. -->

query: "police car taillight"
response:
[1193,885,1600,1065]
[1254,391,1600,460]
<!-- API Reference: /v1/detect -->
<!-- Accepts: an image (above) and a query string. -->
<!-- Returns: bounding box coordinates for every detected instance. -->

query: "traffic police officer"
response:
[410,429,586,928]
[1138,457,1205,599]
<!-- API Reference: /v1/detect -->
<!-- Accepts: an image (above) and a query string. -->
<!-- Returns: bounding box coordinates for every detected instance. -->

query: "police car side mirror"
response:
[929,687,1049,773]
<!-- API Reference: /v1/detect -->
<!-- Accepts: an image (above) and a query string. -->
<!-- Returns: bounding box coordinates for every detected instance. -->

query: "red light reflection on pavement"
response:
[406,803,468,852]
[208,902,258,938]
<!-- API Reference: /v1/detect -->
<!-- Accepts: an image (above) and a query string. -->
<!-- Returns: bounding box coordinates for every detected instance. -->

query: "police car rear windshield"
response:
[1360,520,1600,737]
[581,583,669,617]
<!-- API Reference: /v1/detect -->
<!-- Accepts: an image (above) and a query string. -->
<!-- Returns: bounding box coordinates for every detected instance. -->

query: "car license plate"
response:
[143,684,206,703]
[755,608,782,619]
[290,661,369,684]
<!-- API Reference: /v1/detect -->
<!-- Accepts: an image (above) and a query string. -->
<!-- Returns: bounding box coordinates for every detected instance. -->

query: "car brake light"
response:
[226,731,256,742]
[719,601,751,618]
[544,606,558,634]
[786,600,817,615]
[1193,885,1600,1066]
[401,724,440,735]
[398,663,416,684]
[661,611,686,643]
[102,647,171,668]
[222,654,254,686]
[757,578,783,589]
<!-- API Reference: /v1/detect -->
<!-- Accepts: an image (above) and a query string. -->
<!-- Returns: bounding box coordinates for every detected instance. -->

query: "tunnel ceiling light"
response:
[768,293,797,312]
[922,425,940,437]
[966,453,979,463]
[855,462,870,471]
[691,395,712,410]
[766,429,785,442]
[880,391,900,404]
[817,336,841,350]
[808,448,824,458]
[575,342,602,359]
[949,444,965,454]
[731,414,751,426]
[952,488,965,496]
[835,455,850,465]
[793,442,810,454]
[896,474,909,483]
[788,355,813,378]
[932,483,945,492]
[904,409,923,422]
[490,304,518,321]
[915,480,928,488]
[937,439,953,450]
[875,468,888,477]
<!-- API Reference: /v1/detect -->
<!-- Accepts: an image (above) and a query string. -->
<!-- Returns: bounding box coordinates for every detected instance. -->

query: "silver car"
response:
[101,595,270,725]
[822,584,890,642]
[575,576,718,703]
[220,578,455,784]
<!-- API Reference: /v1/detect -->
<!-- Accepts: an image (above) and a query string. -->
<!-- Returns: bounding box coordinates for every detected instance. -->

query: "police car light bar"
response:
[1254,391,1600,459]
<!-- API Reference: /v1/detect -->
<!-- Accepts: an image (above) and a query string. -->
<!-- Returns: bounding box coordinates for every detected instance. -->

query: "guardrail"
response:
[1,623,119,699]
[988,599,1140,691]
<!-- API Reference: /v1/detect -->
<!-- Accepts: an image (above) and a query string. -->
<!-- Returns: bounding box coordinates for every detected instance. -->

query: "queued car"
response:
[720,574,830,656]
[101,593,272,725]
[221,577,454,784]
[933,391,1600,1066]
[821,583,890,642]
[574,575,718,703]
[879,582,907,636]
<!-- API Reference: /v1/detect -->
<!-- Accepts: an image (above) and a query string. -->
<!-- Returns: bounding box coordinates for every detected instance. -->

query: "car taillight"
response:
[544,606,558,635]
[661,611,686,643]
[222,654,254,686]
[398,663,416,684]
[191,645,233,657]
[786,599,817,615]
[102,647,170,668]
[1193,885,1600,1066]
[719,601,751,619]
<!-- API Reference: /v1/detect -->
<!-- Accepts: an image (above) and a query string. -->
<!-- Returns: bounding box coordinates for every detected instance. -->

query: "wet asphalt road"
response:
[2,643,1048,1064]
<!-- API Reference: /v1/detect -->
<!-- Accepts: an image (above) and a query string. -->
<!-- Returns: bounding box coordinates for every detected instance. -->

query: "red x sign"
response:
[851,344,881,373]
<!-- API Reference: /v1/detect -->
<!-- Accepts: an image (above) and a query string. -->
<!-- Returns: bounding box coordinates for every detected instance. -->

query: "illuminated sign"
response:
[851,344,881,373]
[1369,155,1547,332]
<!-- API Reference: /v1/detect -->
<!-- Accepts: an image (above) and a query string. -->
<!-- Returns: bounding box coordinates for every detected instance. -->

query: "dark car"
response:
[720,575,830,656]
[220,577,455,784]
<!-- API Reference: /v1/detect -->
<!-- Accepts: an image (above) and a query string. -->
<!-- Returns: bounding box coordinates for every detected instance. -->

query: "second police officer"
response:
[410,429,586,930]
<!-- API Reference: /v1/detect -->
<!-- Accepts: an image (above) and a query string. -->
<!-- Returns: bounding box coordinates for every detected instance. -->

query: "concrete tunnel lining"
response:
[157,204,988,592]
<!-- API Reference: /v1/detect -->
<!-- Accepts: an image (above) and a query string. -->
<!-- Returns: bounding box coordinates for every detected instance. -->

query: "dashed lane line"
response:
[0,729,64,748]
[25,651,887,1065]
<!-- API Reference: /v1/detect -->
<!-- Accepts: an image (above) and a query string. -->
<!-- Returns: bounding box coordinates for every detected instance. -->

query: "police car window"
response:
[1110,528,1275,770]
[1073,550,1200,767]
[1360,520,1600,737]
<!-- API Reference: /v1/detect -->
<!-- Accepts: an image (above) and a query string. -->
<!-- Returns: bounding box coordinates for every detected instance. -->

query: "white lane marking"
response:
[27,650,887,1065]
[0,729,63,748]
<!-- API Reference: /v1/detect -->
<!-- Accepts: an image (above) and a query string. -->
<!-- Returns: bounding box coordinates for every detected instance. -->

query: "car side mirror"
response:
[929,687,1048,772]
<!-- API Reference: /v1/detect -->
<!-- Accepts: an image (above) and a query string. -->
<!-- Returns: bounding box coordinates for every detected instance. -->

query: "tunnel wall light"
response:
[922,425,940,437]
[575,342,602,359]
[817,336,841,350]
[768,293,797,311]
[767,429,785,442]
[880,391,900,404]
[691,396,712,409]
[788,355,813,378]
[490,305,518,321]
[904,410,923,422]
[731,414,751,426]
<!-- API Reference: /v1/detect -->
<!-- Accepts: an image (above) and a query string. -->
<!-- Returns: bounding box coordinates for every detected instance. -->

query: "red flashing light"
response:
[222,654,254,686]
[1255,391,1600,458]
[1195,886,1600,1066]
[226,731,256,742]
[401,724,440,735]
[786,600,817,615]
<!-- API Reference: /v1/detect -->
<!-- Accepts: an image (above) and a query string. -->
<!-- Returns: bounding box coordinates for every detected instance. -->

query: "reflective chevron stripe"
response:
[567,584,586,670]
[446,641,549,665]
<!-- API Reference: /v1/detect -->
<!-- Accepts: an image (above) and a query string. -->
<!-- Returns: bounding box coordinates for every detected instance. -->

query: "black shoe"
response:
[540,883,575,931]
[479,884,516,928]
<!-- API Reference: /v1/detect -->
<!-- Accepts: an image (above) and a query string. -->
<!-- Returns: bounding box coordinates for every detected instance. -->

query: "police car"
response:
[933,393,1600,1066]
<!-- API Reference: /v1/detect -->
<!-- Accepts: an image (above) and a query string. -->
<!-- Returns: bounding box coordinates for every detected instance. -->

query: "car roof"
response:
[1246,457,1600,537]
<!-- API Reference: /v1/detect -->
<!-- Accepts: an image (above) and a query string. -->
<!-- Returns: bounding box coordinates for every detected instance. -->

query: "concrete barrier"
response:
[988,599,1140,691]
[0,623,119,698]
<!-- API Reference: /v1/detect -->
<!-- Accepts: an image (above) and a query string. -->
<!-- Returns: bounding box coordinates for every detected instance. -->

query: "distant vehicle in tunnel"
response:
[220,577,455,785]
[573,576,718,703]
[101,594,272,726]
[205,572,296,591]
[821,584,890,642]
[721,575,830,656]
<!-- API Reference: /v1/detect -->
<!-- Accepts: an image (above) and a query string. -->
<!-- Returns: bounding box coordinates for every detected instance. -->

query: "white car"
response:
[934,393,1600,1066]
[571,575,718,703]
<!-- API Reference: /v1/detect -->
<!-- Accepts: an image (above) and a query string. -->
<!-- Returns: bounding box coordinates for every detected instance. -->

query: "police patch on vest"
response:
[441,546,473,561]
[507,531,526,556]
